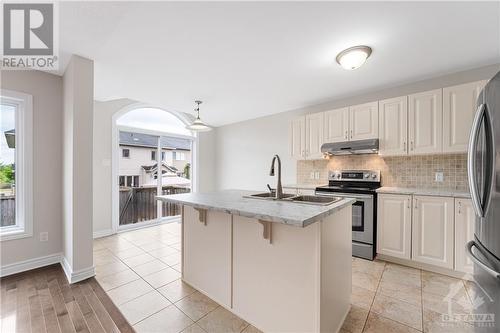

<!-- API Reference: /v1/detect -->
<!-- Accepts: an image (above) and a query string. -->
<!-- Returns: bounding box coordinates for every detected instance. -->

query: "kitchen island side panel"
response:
[232,216,321,333]
[320,205,352,332]
[182,205,232,308]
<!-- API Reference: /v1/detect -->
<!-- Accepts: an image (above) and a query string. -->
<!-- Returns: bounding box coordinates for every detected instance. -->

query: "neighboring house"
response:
[4,129,15,149]
[119,131,191,187]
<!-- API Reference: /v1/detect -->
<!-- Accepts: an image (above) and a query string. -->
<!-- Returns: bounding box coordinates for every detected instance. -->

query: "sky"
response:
[0,104,15,165]
[117,108,192,136]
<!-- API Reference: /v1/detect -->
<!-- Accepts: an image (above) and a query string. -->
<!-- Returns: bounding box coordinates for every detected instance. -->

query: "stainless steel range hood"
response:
[321,139,379,156]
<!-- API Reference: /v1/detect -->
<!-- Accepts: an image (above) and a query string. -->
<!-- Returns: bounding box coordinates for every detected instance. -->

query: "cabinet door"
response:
[183,206,232,307]
[379,96,408,156]
[377,194,412,259]
[412,196,454,269]
[443,81,487,153]
[324,107,349,143]
[408,89,443,155]
[305,112,324,159]
[349,101,379,140]
[455,198,475,274]
[289,117,306,160]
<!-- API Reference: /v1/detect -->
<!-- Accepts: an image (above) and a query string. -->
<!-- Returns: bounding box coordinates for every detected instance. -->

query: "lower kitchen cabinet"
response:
[377,194,412,259]
[455,198,475,274]
[411,195,454,269]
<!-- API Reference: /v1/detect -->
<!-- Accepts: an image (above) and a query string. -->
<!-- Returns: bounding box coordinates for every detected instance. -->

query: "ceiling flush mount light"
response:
[336,45,372,70]
[186,100,212,132]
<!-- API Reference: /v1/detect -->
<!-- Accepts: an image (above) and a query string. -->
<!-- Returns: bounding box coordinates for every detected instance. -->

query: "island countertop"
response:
[157,190,355,227]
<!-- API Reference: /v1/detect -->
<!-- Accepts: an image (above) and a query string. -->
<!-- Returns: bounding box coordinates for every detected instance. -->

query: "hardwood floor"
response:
[0,264,134,333]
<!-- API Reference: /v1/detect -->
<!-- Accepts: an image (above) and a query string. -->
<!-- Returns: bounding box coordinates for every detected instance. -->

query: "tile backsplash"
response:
[297,154,468,190]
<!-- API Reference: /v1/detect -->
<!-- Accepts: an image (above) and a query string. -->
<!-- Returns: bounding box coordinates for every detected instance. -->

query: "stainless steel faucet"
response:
[269,155,283,199]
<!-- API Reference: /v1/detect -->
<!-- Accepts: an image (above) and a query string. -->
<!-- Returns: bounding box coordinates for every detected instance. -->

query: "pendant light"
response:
[186,100,212,132]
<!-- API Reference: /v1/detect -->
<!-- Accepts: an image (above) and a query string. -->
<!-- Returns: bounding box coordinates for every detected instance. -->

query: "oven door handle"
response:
[315,192,373,200]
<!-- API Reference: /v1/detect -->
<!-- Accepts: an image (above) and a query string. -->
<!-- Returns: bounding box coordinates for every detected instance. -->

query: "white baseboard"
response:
[0,253,62,277]
[1,253,95,284]
[93,228,114,239]
[61,256,95,284]
[117,216,180,234]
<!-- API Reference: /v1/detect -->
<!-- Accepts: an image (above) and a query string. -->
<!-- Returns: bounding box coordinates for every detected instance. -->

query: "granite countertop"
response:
[156,190,355,227]
[376,187,470,198]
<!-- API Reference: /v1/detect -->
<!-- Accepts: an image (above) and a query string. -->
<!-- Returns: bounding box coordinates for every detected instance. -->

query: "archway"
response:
[111,104,197,232]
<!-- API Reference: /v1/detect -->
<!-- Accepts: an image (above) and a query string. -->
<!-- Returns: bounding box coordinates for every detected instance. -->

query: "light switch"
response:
[314,171,320,180]
[310,172,315,179]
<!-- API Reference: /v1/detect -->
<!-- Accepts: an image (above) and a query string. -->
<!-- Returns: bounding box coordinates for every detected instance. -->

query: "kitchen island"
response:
[157,190,354,333]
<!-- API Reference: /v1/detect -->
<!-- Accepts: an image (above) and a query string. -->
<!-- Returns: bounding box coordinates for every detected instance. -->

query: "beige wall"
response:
[63,55,94,274]
[214,64,500,191]
[0,71,63,266]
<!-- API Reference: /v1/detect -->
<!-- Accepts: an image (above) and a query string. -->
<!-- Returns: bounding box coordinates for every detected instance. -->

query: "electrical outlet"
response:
[39,232,48,242]
[314,171,320,180]
[310,172,315,179]
[435,172,444,182]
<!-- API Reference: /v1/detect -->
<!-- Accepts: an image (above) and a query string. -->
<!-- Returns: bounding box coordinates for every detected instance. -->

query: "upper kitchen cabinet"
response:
[379,96,408,156]
[349,101,379,140]
[289,116,306,159]
[443,80,487,153]
[290,112,324,160]
[324,107,349,143]
[408,89,443,155]
[305,113,325,159]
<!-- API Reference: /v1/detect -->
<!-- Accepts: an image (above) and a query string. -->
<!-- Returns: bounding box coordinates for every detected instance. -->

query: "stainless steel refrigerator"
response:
[466,70,500,333]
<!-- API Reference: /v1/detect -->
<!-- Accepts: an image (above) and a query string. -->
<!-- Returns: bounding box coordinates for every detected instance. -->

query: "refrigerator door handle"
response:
[482,106,495,217]
[466,240,500,279]
[467,103,486,218]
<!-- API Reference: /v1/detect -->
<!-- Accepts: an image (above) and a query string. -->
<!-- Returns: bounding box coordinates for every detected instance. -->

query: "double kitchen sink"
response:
[244,192,342,206]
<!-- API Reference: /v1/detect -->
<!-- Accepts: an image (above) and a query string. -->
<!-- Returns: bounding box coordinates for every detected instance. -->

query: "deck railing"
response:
[119,185,190,225]
[0,195,15,227]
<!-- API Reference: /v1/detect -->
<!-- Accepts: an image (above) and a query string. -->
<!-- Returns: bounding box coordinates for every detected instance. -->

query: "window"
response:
[125,175,140,187]
[119,176,125,187]
[173,151,185,161]
[122,148,130,158]
[151,150,156,161]
[0,90,33,241]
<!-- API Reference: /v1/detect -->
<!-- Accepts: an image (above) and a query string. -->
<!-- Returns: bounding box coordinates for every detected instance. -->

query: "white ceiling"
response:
[59,2,500,126]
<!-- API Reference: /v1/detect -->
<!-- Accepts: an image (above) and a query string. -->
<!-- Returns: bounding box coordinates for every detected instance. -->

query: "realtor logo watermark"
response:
[1,2,58,70]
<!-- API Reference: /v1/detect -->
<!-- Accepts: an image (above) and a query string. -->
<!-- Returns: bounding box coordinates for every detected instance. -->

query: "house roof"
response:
[142,162,178,173]
[119,131,191,150]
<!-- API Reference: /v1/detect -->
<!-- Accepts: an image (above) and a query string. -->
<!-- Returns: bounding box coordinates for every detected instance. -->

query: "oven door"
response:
[316,191,374,245]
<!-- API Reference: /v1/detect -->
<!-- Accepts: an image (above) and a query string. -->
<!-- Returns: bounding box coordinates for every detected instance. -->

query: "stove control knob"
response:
[364,174,369,179]
[372,174,377,179]
[336,174,341,179]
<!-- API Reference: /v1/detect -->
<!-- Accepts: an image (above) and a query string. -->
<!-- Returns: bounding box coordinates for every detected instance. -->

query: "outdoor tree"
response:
[0,163,14,185]
[184,163,191,180]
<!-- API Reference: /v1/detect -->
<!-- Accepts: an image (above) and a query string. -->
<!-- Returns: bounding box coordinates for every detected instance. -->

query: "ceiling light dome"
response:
[186,100,212,132]
[336,45,372,70]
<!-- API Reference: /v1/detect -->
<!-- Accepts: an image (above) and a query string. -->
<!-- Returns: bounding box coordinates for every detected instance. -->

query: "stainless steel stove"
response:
[315,170,381,260]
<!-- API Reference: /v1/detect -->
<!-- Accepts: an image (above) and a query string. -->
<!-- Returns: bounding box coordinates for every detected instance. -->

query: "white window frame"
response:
[0,90,33,241]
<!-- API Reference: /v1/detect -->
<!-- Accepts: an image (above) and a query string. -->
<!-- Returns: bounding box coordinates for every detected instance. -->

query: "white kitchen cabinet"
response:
[412,195,454,269]
[377,194,412,259]
[183,206,232,307]
[290,116,306,159]
[349,101,379,140]
[455,198,475,274]
[324,107,349,143]
[378,96,408,156]
[408,89,443,155]
[443,81,487,153]
[305,113,325,159]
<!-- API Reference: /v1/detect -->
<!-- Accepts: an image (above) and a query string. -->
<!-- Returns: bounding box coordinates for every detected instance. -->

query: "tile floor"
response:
[93,221,259,333]
[94,222,488,333]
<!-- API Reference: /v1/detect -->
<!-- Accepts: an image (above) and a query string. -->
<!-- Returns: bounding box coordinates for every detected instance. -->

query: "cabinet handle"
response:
[345,131,348,140]
[403,140,407,152]
[414,199,418,209]
[410,141,414,151]
[350,129,353,139]
[458,201,462,214]
[407,200,410,209]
